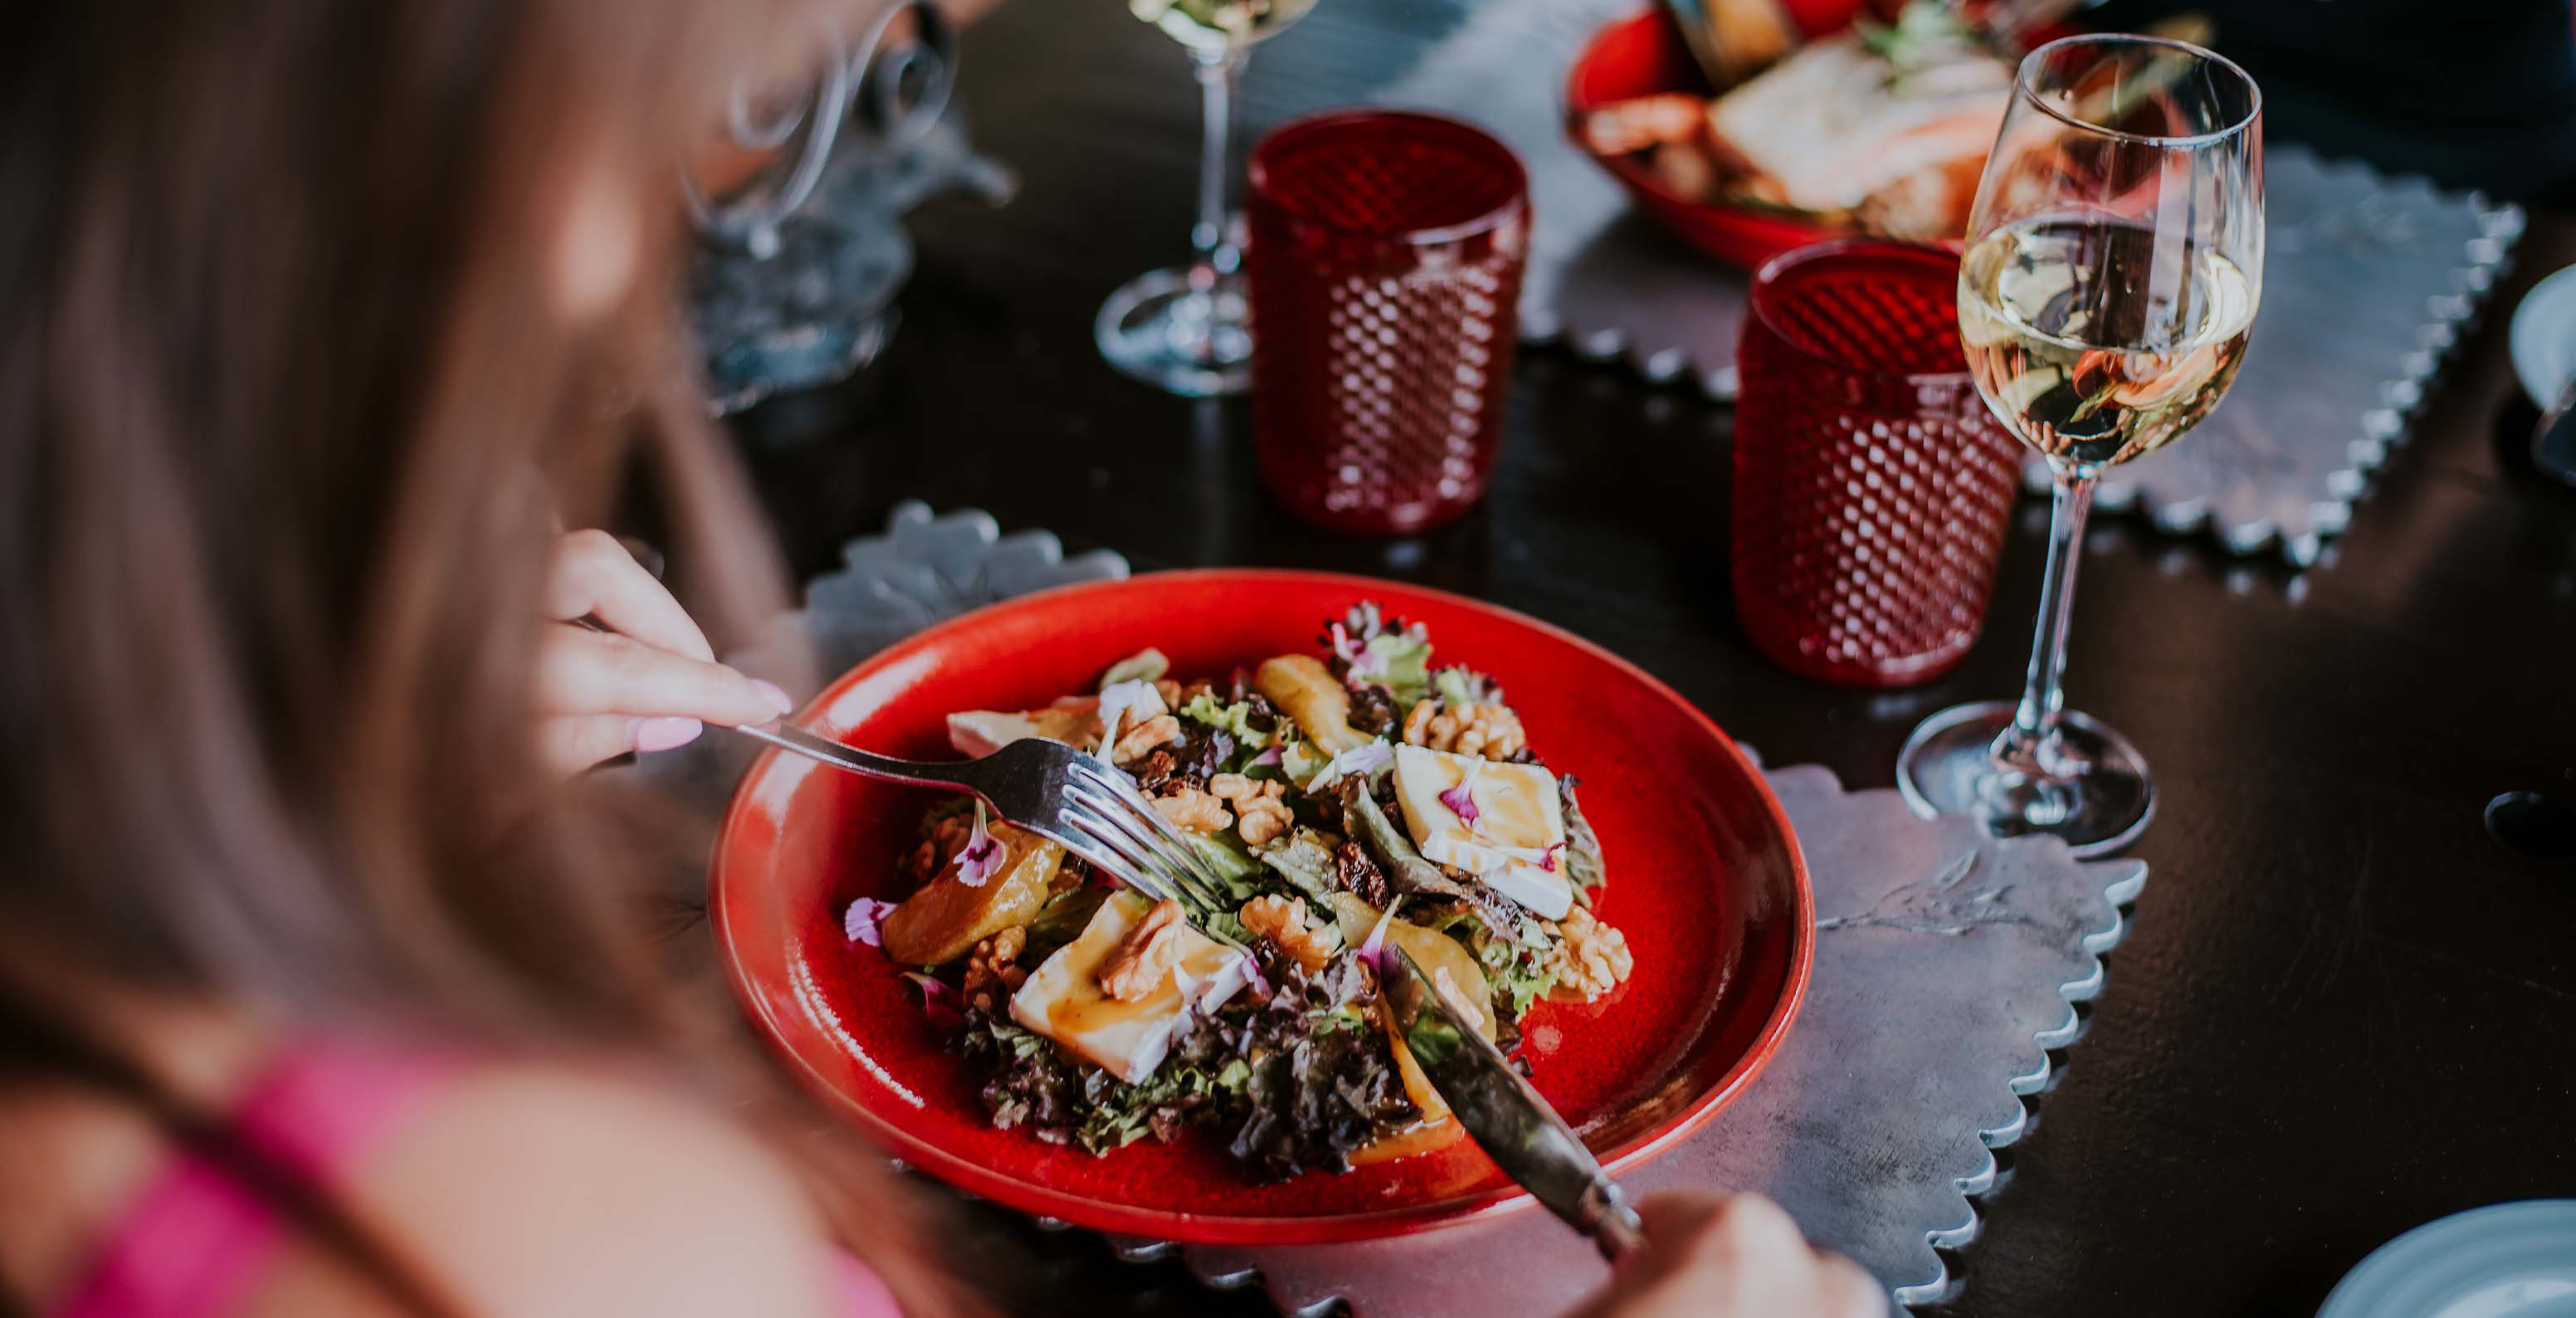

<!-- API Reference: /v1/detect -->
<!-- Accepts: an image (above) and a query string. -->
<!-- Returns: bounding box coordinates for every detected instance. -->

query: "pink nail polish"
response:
[634,716,704,753]
[752,679,794,716]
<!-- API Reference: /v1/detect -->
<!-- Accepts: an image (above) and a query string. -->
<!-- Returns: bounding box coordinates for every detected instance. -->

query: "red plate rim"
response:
[710,569,1816,1242]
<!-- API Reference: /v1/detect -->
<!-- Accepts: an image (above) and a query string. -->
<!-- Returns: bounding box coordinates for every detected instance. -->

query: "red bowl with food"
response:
[1566,4,2013,269]
[710,571,1812,1244]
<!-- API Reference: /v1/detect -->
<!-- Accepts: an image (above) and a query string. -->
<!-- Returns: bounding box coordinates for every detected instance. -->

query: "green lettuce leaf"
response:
[1255,827,1344,907]
[1366,632,1432,707]
[1559,777,1607,902]
[1477,925,1560,1021]
[1179,692,1276,750]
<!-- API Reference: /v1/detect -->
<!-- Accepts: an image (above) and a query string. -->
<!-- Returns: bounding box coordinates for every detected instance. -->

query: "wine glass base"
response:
[1895,700,2156,857]
[1095,266,1252,397]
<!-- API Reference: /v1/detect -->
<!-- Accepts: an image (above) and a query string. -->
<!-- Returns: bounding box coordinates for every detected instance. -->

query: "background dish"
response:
[2316,1200,2576,1318]
[2510,263,2576,407]
[710,571,1812,1243]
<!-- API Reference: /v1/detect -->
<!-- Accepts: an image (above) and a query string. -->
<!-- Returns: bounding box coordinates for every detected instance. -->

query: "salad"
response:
[843,603,1636,1177]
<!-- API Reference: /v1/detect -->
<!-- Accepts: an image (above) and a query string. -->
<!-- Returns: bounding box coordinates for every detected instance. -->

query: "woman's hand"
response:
[1565,1194,1886,1318]
[532,530,793,775]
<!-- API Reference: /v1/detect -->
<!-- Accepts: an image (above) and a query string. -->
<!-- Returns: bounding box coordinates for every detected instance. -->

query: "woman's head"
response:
[0,0,812,1014]
[1,2,986,1310]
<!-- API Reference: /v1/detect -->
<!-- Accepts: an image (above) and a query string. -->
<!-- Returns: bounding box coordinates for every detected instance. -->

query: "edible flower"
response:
[1438,763,1483,832]
[1356,896,1407,974]
[900,969,964,1029]
[843,896,897,947]
[955,801,1004,887]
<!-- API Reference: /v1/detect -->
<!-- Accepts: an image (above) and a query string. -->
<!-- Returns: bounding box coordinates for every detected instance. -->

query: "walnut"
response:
[1111,713,1183,765]
[1154,678,1187,710]
[1099,900,1188,1002]
[1542,906,1633,1003]
[1209,773,1293,847]
[1239,894,1339,972]
[1402,700,1526,760]
[1151,784,1233,834]
[964,927,1029,1013]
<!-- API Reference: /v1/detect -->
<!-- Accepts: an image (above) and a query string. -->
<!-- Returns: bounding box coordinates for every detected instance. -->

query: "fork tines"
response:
[1060,760,1244,948]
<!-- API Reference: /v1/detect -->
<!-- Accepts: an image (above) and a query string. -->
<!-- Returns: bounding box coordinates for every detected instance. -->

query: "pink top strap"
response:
[50,1040,905,1318]
[51,1040,449,1318]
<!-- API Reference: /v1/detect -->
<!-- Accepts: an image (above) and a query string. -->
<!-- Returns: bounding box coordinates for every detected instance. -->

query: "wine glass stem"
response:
[1188,46,1247,290]
[1998,471,2095,778]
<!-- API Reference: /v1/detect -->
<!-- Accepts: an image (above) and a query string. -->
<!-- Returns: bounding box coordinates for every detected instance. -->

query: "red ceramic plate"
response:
[710,571,1812,1244]
[1566,7,1860,269]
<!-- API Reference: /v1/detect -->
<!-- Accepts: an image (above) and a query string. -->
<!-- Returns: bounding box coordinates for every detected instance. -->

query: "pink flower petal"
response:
[900,970,964,1029]
[956,802,1004,887]
[1438,782,1480,829]
[843,897,897,947]
[1356,896,1405,974]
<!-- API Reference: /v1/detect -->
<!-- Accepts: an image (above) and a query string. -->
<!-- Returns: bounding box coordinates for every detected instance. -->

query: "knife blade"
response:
[1381,942,1646,1261]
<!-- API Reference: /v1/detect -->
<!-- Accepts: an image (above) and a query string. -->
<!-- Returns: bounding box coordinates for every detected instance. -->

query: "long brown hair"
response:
[0,1,969,1312]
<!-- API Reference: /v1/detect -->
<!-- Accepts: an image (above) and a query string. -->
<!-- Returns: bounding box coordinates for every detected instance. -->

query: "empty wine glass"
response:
[1094,0,1318,397]
[1896,35,2263,856]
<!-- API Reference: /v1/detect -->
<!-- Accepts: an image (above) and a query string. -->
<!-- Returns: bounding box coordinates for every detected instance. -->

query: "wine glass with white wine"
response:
[1095,0,1318,396]
[1896,34,2262,856]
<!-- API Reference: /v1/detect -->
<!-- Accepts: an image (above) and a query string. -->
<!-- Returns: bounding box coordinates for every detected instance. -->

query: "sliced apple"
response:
[1256,654,1369,754]
[879,824,1065,966]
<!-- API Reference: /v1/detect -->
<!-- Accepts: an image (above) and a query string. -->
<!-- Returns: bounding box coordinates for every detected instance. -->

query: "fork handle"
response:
[734,720,977,793]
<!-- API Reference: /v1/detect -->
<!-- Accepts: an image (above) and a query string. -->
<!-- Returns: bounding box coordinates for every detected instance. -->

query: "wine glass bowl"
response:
[1896,34,2261,857]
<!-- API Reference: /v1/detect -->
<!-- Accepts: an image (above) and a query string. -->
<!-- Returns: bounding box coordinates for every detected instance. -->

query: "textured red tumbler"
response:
[1246,111,1529,535]
[1732,240,2025,687]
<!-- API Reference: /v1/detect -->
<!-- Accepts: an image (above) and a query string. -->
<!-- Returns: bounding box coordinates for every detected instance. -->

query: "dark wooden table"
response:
[722,3,2576,1314]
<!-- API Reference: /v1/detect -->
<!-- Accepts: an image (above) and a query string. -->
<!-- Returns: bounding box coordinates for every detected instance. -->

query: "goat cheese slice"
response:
[1389,744,1573,920]
[1009,892,1248,1084]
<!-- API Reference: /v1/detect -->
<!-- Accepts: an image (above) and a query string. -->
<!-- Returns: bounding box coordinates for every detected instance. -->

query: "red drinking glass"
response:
[1246,111,1530,535]
[1732,240,2024,687]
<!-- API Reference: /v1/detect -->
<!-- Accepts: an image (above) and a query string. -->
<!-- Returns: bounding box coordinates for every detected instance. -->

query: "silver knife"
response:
[1382,943,1647,1261]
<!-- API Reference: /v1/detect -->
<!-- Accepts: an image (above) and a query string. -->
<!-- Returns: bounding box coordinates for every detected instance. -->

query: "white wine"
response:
[1129,0,1317,51]
[1959,217,2256,471]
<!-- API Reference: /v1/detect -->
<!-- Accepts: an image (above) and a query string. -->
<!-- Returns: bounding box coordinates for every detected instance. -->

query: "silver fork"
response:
[735,721,1249,950]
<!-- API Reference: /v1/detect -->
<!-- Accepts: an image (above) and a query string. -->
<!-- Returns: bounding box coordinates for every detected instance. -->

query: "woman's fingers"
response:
[541,529,714,661]
[1818,1255,1890,1318]
[533,622,793,728]
[535,715,708,776]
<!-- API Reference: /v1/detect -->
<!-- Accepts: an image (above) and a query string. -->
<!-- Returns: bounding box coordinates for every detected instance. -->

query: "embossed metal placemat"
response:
[1343,0,2522,565]
[646,505,2148,1312]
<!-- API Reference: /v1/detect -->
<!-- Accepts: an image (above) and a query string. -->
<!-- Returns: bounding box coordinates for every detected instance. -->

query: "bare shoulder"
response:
[251,1062,839,1318]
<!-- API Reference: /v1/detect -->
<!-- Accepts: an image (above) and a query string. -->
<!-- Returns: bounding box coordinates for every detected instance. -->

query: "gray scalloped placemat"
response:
[656,504,2146,1312]
[1337,0,2522,565]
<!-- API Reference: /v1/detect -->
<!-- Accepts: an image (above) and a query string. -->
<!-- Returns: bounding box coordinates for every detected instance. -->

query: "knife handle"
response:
[1578,1179,1647,1262]
[1593,1199,1646,1262]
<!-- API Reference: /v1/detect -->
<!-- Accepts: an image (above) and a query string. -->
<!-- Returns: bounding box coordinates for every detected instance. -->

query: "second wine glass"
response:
[1896,34,2263,856]
[1095,0,1317,397]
